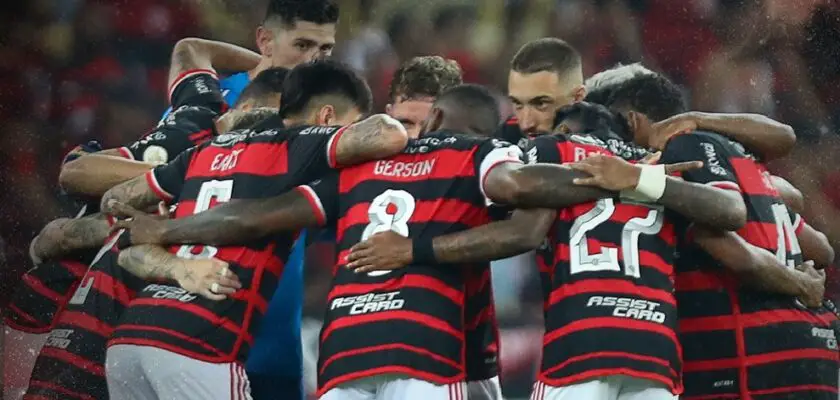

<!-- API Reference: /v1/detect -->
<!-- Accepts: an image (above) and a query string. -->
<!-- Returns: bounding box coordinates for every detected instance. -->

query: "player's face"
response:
[508,71,580,137]
[385,97,434,139]
[624,110,656,147]
[258,21,336,69]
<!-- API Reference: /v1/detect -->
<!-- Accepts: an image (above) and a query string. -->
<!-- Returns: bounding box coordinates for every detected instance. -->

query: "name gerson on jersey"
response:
[296,132,522,396]
[662,131,839,400]
[523,134,682,395]
[107,119,348,366]
[24,70,227,399]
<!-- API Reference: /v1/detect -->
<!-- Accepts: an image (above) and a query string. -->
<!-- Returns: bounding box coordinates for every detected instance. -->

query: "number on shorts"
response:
[770,203,802,268]
[175,180,234,259]
[360,189,416,277]
[569,198,664,278]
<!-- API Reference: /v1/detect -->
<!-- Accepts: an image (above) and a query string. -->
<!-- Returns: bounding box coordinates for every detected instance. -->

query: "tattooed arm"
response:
[60,155,158,197]
[332,114,409,167]
[30,214,110,262]
[110,188,321,246]
[168,38,261,88]
[100,174,163,215]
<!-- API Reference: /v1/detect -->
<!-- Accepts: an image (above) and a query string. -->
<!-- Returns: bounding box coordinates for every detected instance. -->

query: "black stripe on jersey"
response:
[680,329,739,363]
[681,368,741,399]
[109,325,238,362]
[318,319,465,394]
[179,174,307,206]
[748,358,838,398]
[117,294,250,341]
[27,372,106,400]
[338,176,485,207]
[7,259,89,332]
[28,332,110,400]
[675,286,734,319]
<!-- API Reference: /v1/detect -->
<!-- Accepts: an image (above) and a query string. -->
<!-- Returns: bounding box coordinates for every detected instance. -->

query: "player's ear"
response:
[256,26,274,58]
[317,105,336,125]
[424,107,445,133]
[385,103,393,115]
[236,99,254,113]
[572,84,586,102]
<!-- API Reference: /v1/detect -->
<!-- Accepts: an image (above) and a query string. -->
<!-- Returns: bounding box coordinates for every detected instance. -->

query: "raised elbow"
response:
[723,204,748,231]
[773,123,797,158]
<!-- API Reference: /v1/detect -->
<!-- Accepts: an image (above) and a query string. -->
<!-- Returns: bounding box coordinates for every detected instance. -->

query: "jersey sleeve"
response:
[659,133,741,192]
[294,171,340,227]
[287,125,347,182]
[474,138,524,205]
[146,146,197,203]
[520,136,563,165]
[119,127,202,164]
[168,70,225,112]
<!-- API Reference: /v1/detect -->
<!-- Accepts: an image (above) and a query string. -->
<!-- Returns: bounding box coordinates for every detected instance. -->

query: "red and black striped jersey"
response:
[496,116,528,148]
[298,132,523,395]
[522,134,682,394]
[26,232,139,400]
[662,130,839,399]
[117,70,225,163]
[109,120,347,364]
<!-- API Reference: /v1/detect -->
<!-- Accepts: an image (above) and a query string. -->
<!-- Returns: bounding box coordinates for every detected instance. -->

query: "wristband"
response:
[628,164,667,201]
[412,237,438,265]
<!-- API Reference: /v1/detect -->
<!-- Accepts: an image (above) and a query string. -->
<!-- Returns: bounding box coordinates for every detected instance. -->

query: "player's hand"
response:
[346,231,412,273]
[109,201,168,245]
[795,260,825,308]
[174,258,241,301]
[650,113,697,150]
[566,155,641,191]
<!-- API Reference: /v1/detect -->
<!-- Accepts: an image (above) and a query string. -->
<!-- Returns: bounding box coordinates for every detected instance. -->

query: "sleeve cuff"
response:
[295,185,327,227]
[168,69,219,104]
[117,147,134,160]
[480,159,522,205]
[326,126,348,169]
[793,213,805,235]
[145,170,174,202]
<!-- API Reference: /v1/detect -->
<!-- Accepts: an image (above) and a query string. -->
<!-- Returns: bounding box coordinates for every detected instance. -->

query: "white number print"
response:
[569,199,664,278]
[360,190,416,277]
[175,180,234,259]
[770,203,802,268]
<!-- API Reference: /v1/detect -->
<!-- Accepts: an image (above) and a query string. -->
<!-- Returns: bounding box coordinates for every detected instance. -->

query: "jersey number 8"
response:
[175,180,234,259]
[361,189,416,277]
[569,198,664,278]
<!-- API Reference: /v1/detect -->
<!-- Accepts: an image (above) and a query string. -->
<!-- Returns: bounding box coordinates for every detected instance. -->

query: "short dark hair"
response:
[236,67,288,108]
[230,108,279,131]
[553,102,632,141]
[264,0,339,27]
[435,84,501,137]
[602,73,686,121]
[279,60,372,118]
[510,38,581,75]
[388,56,463,102]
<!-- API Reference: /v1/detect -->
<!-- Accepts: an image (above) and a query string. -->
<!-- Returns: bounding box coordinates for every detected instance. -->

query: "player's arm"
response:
[60,155,158,197]
[653,112,796,161]
[692,227,825,307]
[322,114,409,168]
[796,219,835,269]
[29,214,110,263]
[771,175,804,213]
[347,209,555,272]
[167,38,260,90]
[117,244,240,301]
[101,146,194,214]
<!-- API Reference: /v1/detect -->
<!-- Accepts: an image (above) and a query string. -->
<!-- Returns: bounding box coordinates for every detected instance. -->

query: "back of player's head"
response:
[388,56,464,102]
[229,108,280,131]
[553,102,632,142]
[279,60,372,121]
[583,63,657,106]
[264,0,339,27]
[426,84,501,137]
[600,71,686,121]
[235,67,288,109]
[511,38,582,78]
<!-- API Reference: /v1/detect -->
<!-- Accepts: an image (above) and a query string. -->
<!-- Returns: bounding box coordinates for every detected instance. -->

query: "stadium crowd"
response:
[1,0,839,399]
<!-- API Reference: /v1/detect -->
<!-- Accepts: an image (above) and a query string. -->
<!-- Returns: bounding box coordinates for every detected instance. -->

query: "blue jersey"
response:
[159,72,306,382]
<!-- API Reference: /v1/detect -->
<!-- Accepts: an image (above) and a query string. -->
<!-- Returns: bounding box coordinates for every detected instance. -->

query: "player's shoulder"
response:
[671,130,749,157]
[208,115,287,148]
[412,130,516,153]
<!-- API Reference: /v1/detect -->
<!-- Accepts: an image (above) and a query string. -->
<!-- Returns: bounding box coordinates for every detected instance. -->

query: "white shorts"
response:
[106,344,252,400]
[469,376,502,400]
[531,375,677,400]
[3,326,47,400]
[319,374,468,400]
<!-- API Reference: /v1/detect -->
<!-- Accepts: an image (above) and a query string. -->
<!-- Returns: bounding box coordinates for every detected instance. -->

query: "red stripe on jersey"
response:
[327,126,346,168]
[91,271,136,305]
[322,310,464,342]
[327,275,464,306]
[7,303,40,325]
[63,261,88,278]
[146,170,174,201]
[117,146,134,160]
[736,221,778,250]
[185,142,288,179]
[168,69,218,102]
[296,186,326,226]
[37,347,105,376]
[554,243,674,278]
[59,310,114,337]
[114,324,228,356]
[684,348,839,372]
[28,379,98,400]
[539,367,675,392]
[319,343,463,377]
[127,298,254,345]
[338,149,478,191]
[548,278,677,307]
[317,365,466,398]
[674,270,732,291]
[107,337,230,362]
[679,309,836,332]
[543,316,678,347]
[751,384,839,396]
[189,128,214,144]
[541,350,677,380]
[730,158,777,197]
[21,274,64,302]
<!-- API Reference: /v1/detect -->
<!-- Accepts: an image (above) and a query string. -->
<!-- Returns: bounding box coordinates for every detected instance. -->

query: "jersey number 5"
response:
[175,180,234,259]
[569,198,664,278]
[360,189,416,277]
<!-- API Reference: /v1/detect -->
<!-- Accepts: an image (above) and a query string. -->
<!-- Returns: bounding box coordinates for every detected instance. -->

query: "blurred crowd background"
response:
[1,0,839,397]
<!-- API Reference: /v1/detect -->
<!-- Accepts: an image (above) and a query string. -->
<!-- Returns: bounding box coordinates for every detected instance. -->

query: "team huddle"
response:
[3,1,838,400]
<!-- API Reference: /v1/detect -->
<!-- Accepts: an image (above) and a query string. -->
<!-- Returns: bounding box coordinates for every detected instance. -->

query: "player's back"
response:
[524,134,681,393]
[302,131,522,395]
[111,117,344,364]
[670,131,838,399]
